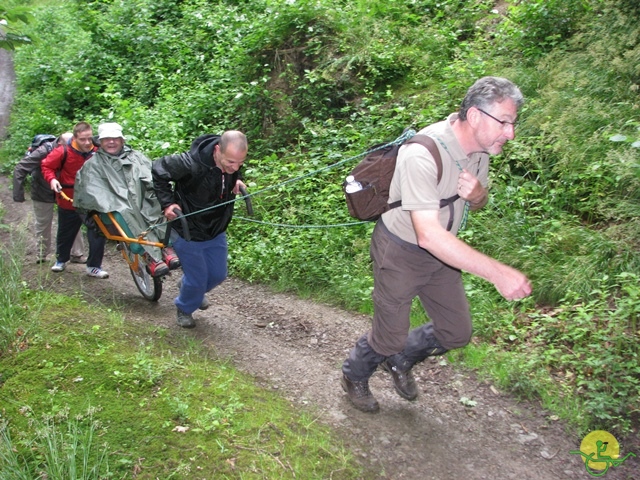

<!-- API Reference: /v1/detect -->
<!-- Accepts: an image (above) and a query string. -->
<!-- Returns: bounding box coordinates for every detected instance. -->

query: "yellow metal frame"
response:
[59,190,166,248]
[92,212,165,248]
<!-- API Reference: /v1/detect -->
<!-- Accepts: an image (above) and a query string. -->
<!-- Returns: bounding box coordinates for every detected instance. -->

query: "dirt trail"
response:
[1,49,637,480]
[1,179,623,480]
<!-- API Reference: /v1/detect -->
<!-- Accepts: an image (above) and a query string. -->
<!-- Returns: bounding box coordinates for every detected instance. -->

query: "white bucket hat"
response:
[98,122,125,140]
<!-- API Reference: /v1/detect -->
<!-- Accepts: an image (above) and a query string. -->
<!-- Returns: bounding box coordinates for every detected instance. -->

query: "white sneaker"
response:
[86,267,109,279]
[51,261,66,272]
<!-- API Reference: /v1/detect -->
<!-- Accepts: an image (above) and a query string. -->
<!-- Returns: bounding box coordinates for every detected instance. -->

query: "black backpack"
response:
[28,136,70,186]
[344,134,459,223]
[30,134,57,152]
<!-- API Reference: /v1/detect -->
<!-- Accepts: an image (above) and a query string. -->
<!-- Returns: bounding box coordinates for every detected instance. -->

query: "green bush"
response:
[494,0,593,60]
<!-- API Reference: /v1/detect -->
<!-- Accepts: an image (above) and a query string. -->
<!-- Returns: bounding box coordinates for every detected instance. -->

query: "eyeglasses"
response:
[476,108,518,128]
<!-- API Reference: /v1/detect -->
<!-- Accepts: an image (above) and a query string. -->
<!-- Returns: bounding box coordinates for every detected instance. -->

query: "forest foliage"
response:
[1,0,639,436]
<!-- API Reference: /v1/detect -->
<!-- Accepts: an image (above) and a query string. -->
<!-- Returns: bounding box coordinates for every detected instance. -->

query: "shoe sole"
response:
[392,385,418,402]
[146,267,170,278]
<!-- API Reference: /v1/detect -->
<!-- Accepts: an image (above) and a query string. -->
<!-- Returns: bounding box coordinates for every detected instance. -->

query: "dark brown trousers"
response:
[342,221,473,381]
[369,220,472,355]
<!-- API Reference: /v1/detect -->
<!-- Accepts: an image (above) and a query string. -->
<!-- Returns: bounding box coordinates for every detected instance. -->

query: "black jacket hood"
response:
[189,134,220,167]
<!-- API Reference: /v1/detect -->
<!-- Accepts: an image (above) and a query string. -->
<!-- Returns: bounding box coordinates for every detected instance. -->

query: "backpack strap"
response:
[58,143,75,189]
[404,134,443,184]
[439,194,460,231]
[412,135,462,231]
[61,143,68,169]
[388,133,467,231]
[388,134,445,210]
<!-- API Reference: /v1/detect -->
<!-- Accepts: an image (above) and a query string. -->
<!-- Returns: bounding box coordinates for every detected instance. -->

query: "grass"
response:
[0,253,362,479]
[448,343,589,433]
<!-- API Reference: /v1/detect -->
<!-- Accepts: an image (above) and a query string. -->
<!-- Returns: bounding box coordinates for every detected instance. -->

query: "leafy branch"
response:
[0,5,33,50]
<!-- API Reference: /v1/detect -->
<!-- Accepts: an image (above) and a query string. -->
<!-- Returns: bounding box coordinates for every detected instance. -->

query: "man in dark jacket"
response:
[13,132,85,264]
[152,131,248,328]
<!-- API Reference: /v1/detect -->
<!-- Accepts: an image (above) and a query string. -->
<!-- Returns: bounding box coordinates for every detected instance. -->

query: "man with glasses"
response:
[152,131,248,328]
[341,76,532,413]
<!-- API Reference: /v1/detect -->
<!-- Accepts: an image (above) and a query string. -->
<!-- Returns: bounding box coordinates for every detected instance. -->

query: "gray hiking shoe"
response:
[178,277,209,310]
[176,308,196,328]
[199,296,210,310]
[381,360,418,401]
[341,374,379,413]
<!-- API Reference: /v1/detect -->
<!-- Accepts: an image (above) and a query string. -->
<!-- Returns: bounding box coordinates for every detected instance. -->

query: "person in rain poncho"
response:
[74,122,180,277]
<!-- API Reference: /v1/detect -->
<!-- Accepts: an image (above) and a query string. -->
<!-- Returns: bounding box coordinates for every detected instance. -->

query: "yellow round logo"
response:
[579,430,620,472]
[571,429,636,476]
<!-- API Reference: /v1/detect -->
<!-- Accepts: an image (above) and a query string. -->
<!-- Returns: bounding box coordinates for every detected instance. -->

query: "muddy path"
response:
[1,49,637,480]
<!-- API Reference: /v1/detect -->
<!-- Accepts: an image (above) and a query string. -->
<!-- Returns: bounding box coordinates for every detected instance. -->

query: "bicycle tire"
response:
[120,242,162,301]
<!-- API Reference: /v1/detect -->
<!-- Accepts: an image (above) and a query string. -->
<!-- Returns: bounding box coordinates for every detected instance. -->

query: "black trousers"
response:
[56,207,106,269]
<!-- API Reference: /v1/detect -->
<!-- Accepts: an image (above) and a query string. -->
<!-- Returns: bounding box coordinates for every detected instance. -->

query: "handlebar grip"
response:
[163,207,191,244]
[239,185,254,216]
[173,208,191,242]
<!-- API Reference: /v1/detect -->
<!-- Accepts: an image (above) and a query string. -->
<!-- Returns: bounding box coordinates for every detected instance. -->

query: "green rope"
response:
[234,216,370,228]
[150,129,417,232]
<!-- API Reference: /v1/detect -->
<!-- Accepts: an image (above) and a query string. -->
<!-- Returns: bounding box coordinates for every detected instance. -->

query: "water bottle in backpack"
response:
[344,175,363,193]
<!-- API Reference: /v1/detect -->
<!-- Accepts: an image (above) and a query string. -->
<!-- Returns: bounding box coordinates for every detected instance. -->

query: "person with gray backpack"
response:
[12,133,85,264]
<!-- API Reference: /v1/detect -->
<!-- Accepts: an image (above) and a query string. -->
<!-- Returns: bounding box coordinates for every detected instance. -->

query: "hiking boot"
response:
[176,308,196,328]
[70,255,86,264]
[381,360,418,401]
[86,267,109,279]
[146,259,170,278]
[51,261,66,272]
[341,375,379,413]
[162,247,181,270]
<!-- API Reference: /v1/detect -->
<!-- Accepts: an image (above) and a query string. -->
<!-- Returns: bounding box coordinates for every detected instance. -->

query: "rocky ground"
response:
[1,48,637,480]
